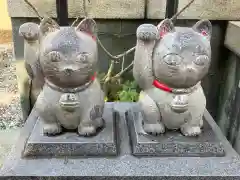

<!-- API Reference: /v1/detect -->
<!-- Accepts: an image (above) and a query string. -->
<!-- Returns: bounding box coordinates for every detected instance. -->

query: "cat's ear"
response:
[76,18,97,40]
[39,17,60,37]
[157,19,176,38]
[192,19,212,39]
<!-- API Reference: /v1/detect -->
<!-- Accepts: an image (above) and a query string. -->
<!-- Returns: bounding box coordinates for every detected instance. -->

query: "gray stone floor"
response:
[0,44,23,130]
[0,44,23,167]
[0,128,20,167]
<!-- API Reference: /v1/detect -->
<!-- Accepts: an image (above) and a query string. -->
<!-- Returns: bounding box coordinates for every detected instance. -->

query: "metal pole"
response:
[56,0,69,26]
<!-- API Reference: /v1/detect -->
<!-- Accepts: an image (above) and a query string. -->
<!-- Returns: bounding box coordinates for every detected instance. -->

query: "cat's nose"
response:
[186,67,195,73]
[64,68,74,75]
[65,68,73,72]
[185,66,197,74]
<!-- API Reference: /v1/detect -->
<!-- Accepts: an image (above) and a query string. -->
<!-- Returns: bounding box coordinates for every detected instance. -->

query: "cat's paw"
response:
[43,123,62,136]
[137,24,159,41]
[19,22,39,41]
[143,122,165,135]
[181,126,201,136]
[78,125,97,137]
[94,117,104,128]
[200,118,204,128]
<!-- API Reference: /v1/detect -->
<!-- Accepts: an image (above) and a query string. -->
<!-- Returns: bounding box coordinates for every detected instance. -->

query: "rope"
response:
[24,0,43,20]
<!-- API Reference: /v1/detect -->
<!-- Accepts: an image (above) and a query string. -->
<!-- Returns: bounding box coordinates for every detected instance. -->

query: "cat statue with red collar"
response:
[35,17,104,136]
[133,19,212,136]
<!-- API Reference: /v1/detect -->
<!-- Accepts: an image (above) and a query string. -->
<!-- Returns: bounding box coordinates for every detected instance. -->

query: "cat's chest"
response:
[146,88,190,129]
[43,85,86,104]
[146,86,203,106]
[55,105,81,129]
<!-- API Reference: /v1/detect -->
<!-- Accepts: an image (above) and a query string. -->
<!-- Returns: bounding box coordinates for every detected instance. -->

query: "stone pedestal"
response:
[126,105,225,157]
[1,103,240,179]
[23,104,117,157]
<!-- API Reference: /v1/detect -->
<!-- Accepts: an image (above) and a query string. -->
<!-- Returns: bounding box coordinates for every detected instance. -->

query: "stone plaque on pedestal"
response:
[126,105,225,157]
[23,103,118,157]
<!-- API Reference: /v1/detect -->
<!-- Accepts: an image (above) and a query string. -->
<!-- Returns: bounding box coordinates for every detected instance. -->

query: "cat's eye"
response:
[47,51,61,62]
[77,52,89,63]
[195,45,202,53]
[193,45,207,56]
[194,55,209,66]
[163,54,182,66]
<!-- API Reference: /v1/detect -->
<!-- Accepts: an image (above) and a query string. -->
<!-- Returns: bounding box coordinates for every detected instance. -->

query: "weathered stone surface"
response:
[1,103,240,177]
[215,49,240,155]
[0,129,20,167]
[126,105,225,157]
[7,0,240,20]
[8,0,145,19]
[68,0,145,19]
[23,103,117,157]
[224,21,240,57]
[147,0,240,20]
[14,60,31,122]
[7,0,57,18]
[133,20,212,136]
[177,0,240,20]
[19,22,44,110]
[146,0,166,19]
[27,18,105,137]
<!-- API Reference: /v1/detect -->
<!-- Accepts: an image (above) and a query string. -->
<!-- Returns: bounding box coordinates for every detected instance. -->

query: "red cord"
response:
[91,72,96,81]
[85,32,96,41]
[201,30,207,36]
[152,80,172,92]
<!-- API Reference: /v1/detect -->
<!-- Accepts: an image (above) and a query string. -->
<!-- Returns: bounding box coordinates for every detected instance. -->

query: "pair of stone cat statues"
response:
[19,17,212,137]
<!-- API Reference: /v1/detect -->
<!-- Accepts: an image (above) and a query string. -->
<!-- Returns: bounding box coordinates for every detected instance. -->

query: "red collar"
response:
[91,72,97,81]
[45,72,97,93]
[152,79,172,93]
[85,32,96,41]
[153,79,200,94]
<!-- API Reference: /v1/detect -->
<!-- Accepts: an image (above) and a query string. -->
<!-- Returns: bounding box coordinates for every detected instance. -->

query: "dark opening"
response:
[56,0,69,26]
[165,0,179,19]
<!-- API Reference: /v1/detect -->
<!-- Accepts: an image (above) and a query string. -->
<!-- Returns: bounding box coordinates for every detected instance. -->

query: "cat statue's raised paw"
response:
[133,19,212,136]
[35,17,104,136]
[19,22,45,106]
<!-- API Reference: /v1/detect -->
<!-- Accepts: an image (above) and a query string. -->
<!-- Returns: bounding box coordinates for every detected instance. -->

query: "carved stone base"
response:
[126,105,225,157]
[23,104,118,157]
[1,103,240,178]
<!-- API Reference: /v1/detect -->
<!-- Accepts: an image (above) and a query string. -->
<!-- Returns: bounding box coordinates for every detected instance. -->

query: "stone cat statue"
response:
[133,19,212,136]
[19,22,44,106]
[34,17,104,136]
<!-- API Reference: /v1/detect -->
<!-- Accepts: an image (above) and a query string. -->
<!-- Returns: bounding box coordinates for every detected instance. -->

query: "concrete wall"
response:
[7,0,240,20]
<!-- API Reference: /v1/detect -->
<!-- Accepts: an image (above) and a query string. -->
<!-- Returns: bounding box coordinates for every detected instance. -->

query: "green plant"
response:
[117,80,139,102]
[98,72,139,102]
